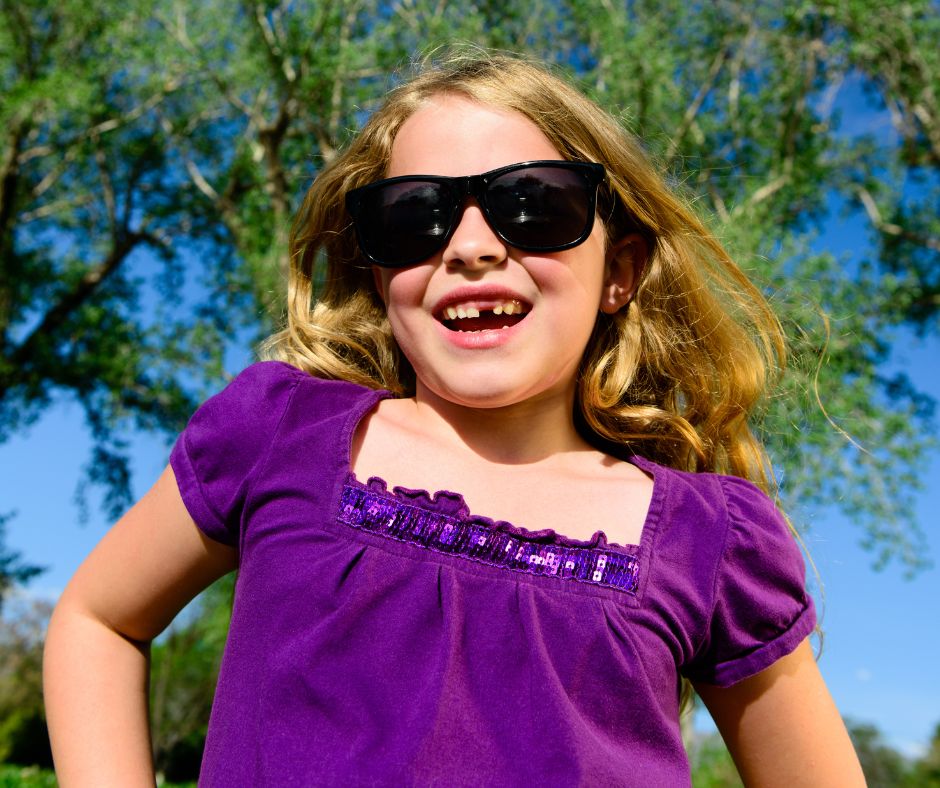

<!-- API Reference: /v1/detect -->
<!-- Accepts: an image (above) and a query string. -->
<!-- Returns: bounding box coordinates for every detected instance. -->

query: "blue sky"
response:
[801,334,939,756]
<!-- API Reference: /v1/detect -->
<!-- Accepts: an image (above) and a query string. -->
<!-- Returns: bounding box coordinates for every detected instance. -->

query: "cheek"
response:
[539,239,608,302]
[379,268,431,328]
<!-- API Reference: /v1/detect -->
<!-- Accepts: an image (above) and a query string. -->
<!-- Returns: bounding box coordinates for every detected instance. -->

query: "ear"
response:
[372,266,388,305]
[599,233,647,315]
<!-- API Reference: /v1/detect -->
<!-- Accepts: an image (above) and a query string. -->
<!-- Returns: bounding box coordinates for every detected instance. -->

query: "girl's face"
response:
[373,95,639,412]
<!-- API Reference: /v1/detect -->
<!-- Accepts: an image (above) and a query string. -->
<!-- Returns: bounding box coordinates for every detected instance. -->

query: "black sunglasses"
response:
[345,160,606,268]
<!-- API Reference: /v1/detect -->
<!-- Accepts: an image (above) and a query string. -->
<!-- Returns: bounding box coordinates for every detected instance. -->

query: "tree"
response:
[828,0,940,330]
[910,722,940,786]
[566,0,938,568]
[686,731,743,787]
[4,0,937,775]
[1,2,937,580]
[149,576,234,782]
[0,0,216,524]
[691,717,940,787]
[846,717,940,788]
[848,720,910,786]
[0,597,52,768]
[0,514,42,612]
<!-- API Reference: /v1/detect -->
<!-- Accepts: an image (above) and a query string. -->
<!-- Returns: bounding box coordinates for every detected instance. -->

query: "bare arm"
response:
[695,639,865,787]
[44,465,237,787]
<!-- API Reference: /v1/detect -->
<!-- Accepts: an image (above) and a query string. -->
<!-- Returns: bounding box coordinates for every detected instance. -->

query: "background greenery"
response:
[2,0,938,782]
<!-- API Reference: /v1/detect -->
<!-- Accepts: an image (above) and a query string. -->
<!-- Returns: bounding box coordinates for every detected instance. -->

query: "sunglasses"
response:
[345,160,606,268]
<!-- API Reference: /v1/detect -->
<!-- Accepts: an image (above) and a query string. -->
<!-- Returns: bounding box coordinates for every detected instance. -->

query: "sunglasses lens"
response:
[354,181,457,267]
[348,162,601,267]
[486,166,594,250]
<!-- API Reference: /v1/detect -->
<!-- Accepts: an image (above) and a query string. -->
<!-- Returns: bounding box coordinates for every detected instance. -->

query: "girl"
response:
[44,54,864,786]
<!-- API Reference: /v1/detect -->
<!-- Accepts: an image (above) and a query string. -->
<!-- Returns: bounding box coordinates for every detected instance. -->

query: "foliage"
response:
[0,764,196,787]
[849,719,911,786]
[0,516,42,612]
[826,0,940,331]
[150,576,233,782]
[0,580,230,782]
[847,718,940,787]
[0,0,217,526]
[2,1,939,774]
[566,0,940,570]
[686,720,940,787]
[0,597,51,769]
[686,732,743,787]
[912,722,940,785]
[2,1,937,577]
[0,765,58,787]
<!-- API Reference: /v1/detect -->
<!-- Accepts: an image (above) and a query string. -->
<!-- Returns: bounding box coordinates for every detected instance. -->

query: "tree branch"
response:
[327,2,361,145]
[664,43,730,168]
[856,187,940,253]
[708,184,731,224]
[251,2,297,84]
[158,8,258,121]
[93,137,117,234]
[18,81,180,167]
[28,146,77,201]
[0,118,27,259]
[3,231,146,382]
[18,194,95,223]
[184,158,220,202]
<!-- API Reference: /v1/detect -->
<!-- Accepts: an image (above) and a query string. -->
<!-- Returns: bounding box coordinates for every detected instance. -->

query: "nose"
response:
[441,199,507,270]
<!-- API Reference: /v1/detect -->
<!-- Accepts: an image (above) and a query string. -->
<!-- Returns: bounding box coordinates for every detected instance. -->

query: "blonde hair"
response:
[262,52,785,491]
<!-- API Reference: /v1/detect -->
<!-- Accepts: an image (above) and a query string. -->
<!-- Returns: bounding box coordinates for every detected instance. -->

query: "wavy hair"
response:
[262,52,786,491]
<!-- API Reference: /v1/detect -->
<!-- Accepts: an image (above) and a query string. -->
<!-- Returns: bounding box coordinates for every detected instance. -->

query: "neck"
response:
[409,382,593,466]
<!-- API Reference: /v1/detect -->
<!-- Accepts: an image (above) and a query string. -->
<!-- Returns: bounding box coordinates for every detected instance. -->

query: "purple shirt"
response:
[170,361,815,786]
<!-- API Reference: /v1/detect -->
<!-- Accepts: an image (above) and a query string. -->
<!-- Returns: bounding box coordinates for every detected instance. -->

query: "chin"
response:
[420,374,569,412]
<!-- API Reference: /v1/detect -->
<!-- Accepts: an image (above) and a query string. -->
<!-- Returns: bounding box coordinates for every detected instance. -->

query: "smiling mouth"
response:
[438,300,530,332]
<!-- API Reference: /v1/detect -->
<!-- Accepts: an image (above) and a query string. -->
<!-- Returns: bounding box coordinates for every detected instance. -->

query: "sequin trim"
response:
[337,483,640,594]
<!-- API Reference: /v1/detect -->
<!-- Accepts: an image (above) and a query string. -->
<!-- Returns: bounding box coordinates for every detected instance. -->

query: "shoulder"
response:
[632,458,814,686]
[222,360,375,399]
[631,456,809,619]
[170,362,389,543]
[631,455,783,538]
[173,361,387,486]
[208,361,386,424]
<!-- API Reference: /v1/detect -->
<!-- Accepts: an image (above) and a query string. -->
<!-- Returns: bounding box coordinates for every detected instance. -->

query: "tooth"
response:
[504,302,515,315]
[456,306,467,319]
[466,306,480,318]
[493,305,503,315]
[445,306,457,320]
[502,325,510,329]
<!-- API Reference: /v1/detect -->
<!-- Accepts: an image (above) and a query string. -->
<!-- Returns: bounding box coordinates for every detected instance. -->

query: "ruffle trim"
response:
[337,475,640,594]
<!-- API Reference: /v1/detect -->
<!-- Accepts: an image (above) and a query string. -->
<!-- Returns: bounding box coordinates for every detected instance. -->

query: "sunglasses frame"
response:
[345,160,606,268]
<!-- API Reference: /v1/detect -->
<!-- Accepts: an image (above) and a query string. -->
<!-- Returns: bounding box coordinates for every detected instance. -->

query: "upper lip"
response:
[431,286,532,317]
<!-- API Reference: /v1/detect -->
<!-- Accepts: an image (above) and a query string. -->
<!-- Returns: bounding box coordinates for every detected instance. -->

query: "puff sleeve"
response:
[169,361,303,546]
[683,476,816,687]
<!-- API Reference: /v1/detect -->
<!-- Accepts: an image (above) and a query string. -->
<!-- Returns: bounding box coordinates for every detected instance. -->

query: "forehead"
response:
[388,95,562,178]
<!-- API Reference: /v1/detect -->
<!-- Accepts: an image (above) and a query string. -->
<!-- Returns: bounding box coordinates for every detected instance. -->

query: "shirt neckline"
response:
[337,385,665,570]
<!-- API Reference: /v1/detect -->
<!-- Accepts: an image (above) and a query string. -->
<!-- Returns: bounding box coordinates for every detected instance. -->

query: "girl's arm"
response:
[44,465,237,787]
[694,638,865,786]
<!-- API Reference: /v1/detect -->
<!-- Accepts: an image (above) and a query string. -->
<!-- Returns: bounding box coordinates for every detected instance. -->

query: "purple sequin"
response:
[337,483,640,594]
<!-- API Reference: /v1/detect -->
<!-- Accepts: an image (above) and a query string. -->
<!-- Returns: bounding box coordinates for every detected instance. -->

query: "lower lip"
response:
[435,317,527,349]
